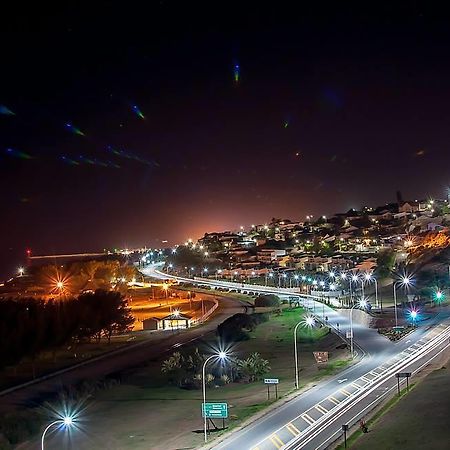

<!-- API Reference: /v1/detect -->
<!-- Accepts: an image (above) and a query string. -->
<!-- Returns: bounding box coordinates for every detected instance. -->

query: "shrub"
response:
[254,294,280,307]
[236,352,271,382]
[217,313,268,343]
[0,411,42,446]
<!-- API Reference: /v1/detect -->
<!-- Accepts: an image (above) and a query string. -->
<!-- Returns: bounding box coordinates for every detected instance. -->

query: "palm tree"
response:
[237,352,270,382]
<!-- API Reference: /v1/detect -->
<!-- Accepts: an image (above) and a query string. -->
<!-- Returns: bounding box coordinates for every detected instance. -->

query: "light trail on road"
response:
[145,265,450,450]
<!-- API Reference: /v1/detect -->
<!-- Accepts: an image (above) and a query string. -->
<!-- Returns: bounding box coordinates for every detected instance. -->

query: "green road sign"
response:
[202,402,228,418]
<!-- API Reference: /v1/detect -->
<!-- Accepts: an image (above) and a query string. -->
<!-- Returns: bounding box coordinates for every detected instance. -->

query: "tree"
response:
[254,294,280,307]
[237,352,270,382]
[376,249,396,279]
[161,352,185,386]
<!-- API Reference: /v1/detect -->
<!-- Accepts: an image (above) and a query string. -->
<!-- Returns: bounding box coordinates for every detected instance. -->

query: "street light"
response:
[350,274,359,302]
[202,351,228,442]
[409,309,418,327]
[364,272,379,309]
[393,275,412,328]
[41,416,74,450]
[349,299,366,357]
[18,267,24,276]
[294,315,315,389]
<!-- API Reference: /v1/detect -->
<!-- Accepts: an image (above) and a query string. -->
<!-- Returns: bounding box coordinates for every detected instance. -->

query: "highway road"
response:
[145,265,450,450]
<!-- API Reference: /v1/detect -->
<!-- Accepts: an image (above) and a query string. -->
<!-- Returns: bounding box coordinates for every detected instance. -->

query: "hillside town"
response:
[169,192,450,278]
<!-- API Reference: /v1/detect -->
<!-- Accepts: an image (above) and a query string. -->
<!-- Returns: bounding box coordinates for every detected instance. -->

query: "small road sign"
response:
[202,402,228,419]
[395,372,411,378]
[313,351,329,364]
[264,378,279,384]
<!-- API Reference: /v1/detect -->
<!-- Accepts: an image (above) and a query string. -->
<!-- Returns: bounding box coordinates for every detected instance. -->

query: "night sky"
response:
[2,1,450,275]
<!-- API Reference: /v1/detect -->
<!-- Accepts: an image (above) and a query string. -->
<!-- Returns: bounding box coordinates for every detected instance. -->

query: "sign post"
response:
[313,351,329,365]
[342,424,349,448]
[395,372,411,396]
[202,402,228,419]
[264,378,279,399]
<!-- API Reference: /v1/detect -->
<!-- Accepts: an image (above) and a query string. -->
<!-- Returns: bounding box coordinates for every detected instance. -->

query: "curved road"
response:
[145,265,450,450]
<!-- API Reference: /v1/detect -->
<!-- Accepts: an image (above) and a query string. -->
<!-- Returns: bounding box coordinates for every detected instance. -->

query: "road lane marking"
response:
[369,370,380,376]
[361,376,371,383]
[286,422,301,435]
[315,404,328,414]
[351,382,362,390]
[301,413,315,425]
[269,434,284,448]
[328,396,340,405]
[340,388,351,397]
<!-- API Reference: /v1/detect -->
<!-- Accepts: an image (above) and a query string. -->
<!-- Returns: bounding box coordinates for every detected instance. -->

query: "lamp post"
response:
[435,290,444,311]
[294,316,314,389]
[340,272,348,306]
[312,280,318,312]
[364,272,379,309]
[350,274,358,303]
[41,417,73,450]
[393,275,412,328]
[18,267,24,277]
[202,351,227,442]
[349,300,366,357]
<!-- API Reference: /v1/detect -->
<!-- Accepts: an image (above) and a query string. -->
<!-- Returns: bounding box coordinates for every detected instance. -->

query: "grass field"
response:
[338,359,450,450]
[17,307,350,450]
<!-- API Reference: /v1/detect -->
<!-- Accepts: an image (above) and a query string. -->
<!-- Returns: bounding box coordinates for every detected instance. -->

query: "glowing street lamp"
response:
[349,274,359,302]
[434,290,444,305]
[393,275,413,328]
[41,416,74,450]
[409,309,418,327]
[364,272,379,309]
[294,315,315,389]
[202,351,228,442]
[18,267,25,277]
